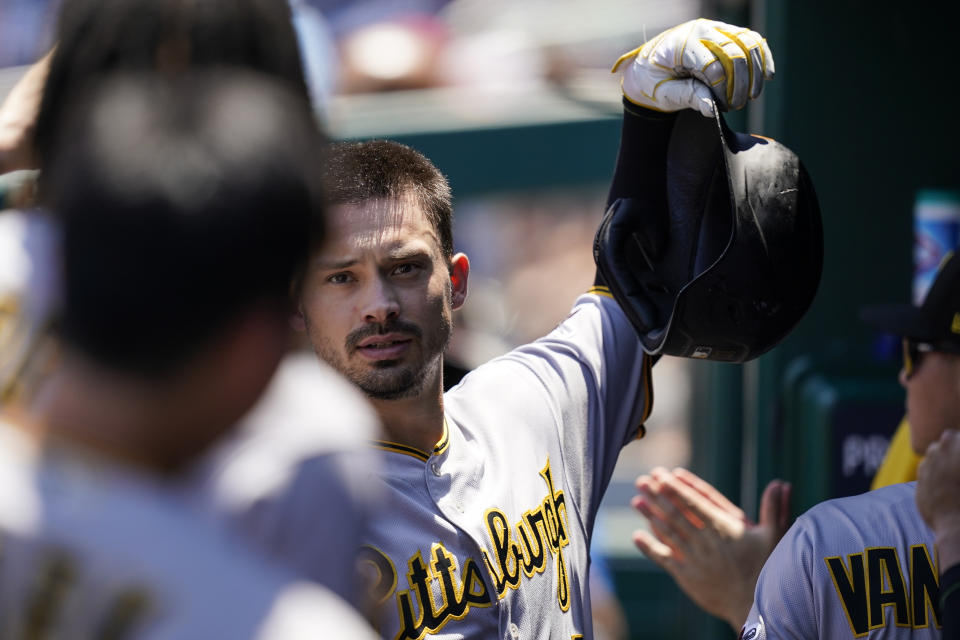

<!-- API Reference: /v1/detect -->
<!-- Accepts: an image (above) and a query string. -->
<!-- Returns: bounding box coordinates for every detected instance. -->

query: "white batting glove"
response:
[612,19,774,117]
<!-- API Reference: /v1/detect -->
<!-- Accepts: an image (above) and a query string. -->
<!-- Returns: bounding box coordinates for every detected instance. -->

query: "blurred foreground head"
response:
[42,71,326,378]
[35,0,310,166]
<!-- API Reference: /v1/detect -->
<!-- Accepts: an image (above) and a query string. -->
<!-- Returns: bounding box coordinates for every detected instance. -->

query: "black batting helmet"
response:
[594,105,822,363]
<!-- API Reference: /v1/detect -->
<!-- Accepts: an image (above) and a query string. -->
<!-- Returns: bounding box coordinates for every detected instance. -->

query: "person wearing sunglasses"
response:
[860,252,960,640]
[862,252,960,464]
[734,252,960,639]
[634,253,960,639]
[916,427,960,640]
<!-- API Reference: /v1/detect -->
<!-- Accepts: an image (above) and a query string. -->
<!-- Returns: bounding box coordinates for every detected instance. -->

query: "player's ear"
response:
[449,253,469,310]
[289,306,307,332]
[287,272,308,332]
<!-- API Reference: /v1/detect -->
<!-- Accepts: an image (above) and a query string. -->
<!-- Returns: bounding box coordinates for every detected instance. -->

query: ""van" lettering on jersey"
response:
[825,544,940,636]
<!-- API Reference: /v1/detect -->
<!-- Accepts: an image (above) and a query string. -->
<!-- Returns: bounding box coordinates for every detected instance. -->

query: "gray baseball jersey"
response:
[741,482,941,639]
[190,351,384,607]
[0,418,377,639]
[361,287,652,639]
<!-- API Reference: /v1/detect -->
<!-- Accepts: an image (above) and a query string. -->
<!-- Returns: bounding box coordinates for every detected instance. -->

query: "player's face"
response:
[297,196,468,400]
[900,349,960,454]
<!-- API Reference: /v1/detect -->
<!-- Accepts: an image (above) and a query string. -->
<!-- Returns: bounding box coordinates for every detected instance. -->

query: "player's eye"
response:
[391,263,421,277]
[326,272,354,285]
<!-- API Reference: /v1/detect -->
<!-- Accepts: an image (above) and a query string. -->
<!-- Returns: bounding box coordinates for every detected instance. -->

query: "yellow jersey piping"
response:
[371,418,450,462]
[587,285,614,299]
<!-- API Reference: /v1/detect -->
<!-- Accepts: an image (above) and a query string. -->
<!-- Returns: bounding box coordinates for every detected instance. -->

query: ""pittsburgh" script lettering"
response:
[482,458,571,610]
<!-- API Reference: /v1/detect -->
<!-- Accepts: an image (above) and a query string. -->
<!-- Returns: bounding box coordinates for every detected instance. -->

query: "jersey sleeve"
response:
[523,102,669,520]
[606,99,677,208]
[593,100,677,289]
[741,517,819,640]
[495,288,652,533]
[191,354,384,607]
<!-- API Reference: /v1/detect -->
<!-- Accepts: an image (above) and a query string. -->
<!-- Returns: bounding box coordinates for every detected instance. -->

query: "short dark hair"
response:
[42,71,326,375]
[34,0,310,167]
[323,140,453,259]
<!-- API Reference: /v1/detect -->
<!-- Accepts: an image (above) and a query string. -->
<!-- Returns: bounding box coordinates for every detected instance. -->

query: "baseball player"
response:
[294,19,780,639]
[0,0,385,609]
[733,253,960,639]
[916,429,960,640]
[0,71,374,638]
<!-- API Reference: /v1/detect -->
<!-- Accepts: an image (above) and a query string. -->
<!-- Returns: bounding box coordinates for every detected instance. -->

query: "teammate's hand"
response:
[631,468,791,632]
[916,429,960,571]
[0,50,52,174]
[612,19,774,117]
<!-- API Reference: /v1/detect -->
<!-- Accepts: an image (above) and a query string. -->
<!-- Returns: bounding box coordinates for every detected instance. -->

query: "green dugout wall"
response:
[708,0,960,515]
[687,3,960,636]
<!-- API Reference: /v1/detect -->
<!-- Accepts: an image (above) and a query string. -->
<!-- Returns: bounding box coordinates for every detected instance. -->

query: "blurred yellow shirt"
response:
[870,418,921,489]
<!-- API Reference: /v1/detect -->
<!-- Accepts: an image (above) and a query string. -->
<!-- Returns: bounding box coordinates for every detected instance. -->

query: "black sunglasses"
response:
[901,338,960,379]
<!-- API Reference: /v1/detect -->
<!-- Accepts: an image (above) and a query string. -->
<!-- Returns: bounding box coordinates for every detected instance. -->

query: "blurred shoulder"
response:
[233,350,381,449]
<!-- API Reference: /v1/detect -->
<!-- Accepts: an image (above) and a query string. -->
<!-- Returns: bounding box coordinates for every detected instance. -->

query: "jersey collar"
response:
[370,418,450,462]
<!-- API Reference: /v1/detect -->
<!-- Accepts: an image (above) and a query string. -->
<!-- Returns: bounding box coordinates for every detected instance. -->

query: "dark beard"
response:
[314,314,452,401]
[355,351,442,400]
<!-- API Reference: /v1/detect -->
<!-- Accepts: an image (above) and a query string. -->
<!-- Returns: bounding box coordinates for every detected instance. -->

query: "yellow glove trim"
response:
[651,76,685,101]
[649,24,681,64]
[611,46,643,73]
[700,39,736,104]
[618,76,689,113]
[677,22,698,69]
[719,28,757,98]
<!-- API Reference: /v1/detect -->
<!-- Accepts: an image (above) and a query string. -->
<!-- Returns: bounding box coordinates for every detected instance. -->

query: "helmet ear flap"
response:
[594,105,823,363]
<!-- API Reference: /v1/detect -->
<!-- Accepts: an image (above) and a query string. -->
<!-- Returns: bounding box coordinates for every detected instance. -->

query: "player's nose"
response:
[362,274,400,324]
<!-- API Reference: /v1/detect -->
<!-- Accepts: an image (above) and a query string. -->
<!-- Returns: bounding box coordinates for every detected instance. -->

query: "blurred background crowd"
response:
[1,0,699,98]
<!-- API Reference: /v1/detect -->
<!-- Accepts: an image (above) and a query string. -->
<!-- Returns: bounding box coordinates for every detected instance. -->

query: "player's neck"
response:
[370,369,446,455]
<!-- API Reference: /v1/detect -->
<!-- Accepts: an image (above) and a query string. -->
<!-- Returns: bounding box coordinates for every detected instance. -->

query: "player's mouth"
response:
[355,333,413,361]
